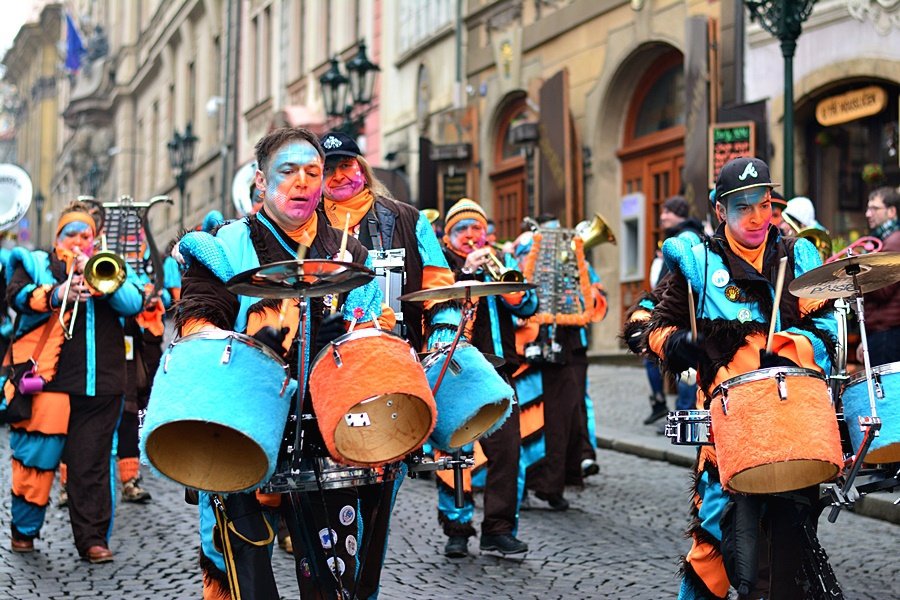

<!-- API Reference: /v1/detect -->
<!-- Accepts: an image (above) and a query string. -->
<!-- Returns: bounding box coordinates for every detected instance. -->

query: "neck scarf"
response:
[872,218,899,242]
[323,188,374,231]
[725,226,766,274]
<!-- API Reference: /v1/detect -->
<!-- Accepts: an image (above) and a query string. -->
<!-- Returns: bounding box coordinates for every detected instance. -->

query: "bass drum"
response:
[841,361,900,464]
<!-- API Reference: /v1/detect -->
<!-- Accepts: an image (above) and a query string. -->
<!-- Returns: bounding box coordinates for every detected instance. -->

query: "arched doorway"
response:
[490,96,528,241]
[618,50,685,314]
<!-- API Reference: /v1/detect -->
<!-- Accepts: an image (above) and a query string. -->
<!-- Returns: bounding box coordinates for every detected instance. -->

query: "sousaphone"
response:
[0,163,33,232]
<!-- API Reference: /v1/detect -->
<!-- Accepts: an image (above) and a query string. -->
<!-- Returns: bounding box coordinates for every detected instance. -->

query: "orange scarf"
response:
[323,189,374,230]
[281,211,319,249]
[725,228,766,273]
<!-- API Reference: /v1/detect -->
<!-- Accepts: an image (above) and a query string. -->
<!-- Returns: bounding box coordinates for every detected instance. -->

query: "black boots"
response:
[643,393,668,425]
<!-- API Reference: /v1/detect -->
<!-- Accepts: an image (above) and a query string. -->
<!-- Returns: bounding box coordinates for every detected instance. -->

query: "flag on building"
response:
[64,13,85,72]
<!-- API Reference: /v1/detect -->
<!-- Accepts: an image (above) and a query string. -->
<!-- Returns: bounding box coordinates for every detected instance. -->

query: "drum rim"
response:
[310,327,412,369]
[420,340,474,370]
[670,409,711,420]
[713,366,825,397]
[844,360,900,387]
[171,329,288,367]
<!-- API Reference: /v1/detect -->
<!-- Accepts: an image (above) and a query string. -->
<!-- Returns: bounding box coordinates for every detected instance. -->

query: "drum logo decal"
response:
[711,269,730,287]
[339,505,356,526]
[345,412,371,427]
[345,535,358,556]
[319,528,337,549]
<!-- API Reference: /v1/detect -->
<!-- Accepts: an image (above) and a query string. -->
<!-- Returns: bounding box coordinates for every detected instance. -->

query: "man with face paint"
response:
[175,127,387,599]
[435,198,538,558]
[643,157,840,599]
[5,201,145,562]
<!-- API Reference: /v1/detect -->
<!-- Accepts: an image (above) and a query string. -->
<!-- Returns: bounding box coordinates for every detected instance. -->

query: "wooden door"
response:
[491,171,525,240]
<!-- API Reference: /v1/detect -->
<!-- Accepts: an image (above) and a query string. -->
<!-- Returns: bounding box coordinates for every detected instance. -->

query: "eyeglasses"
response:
[866,205,887,212]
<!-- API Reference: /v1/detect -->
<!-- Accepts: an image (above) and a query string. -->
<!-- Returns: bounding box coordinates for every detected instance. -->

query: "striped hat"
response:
[444,198,487,232]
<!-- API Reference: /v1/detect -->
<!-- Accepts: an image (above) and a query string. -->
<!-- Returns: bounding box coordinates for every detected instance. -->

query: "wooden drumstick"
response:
[765,256,789,354]
[278,299,288,329]
[338,211,351,262]
[687,280,697,342]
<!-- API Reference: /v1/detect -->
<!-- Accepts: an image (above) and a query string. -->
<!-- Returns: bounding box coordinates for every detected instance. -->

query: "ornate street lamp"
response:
[168,122,199,231]
[80,160,104,197]
[744,0,816,200]
[318,40,380,137]
[34,190,45,247]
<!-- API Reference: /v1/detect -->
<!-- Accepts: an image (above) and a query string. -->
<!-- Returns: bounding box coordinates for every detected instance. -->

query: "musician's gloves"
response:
[624,325,646,354]
[253,326,289,357]
[663,330,707,374]
[315,314,346,354]
[758,350,799,369]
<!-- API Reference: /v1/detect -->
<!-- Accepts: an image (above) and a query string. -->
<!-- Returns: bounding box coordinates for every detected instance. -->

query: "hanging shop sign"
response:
[709,121,755,188]
[815,86,887,127]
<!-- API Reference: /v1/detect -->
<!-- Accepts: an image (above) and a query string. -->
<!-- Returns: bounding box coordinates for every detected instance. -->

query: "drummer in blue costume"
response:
[643,157,841,599]
[172,127,388,599]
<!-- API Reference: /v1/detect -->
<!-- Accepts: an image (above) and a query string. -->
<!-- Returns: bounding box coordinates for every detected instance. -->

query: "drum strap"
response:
[358,208,383,252]
[211,494,275,600]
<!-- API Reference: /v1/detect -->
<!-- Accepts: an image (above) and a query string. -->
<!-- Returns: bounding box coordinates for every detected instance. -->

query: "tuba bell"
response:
[781,212,832,262]
[574,212,617,249]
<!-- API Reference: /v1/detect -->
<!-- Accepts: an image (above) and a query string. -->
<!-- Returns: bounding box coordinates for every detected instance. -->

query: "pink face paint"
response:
[723,188,772,248]
[258,141,324,229]
[449,219,487,254]
[57,221,95,256]
[323,158,366,201]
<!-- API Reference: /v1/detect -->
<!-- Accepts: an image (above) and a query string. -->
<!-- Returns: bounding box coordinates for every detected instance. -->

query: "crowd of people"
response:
[2,124,897,599]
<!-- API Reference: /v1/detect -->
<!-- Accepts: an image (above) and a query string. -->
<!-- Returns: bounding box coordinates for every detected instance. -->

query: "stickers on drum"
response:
[141,330,292,493]
[710,367,843,494]
[841,361,900,463]
[423,342,514,451]
[309,329,436,466]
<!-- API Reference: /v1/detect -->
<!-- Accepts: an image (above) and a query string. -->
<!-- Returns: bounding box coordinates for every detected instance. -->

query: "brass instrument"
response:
[782,212,832,261]
[422,208,441,224]
[826,236,883,264]
[58,234,127,339]
[574,212,617,249]
[466,241,524,283]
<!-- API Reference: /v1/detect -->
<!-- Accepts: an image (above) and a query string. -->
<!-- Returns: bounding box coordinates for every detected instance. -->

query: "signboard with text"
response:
[708,121,755,188]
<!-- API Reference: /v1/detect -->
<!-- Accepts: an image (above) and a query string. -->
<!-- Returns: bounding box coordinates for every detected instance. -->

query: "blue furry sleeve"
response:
[108,263,146,317]
[342,253,382,324]
[786,238,836,373]
[415,212,451,269]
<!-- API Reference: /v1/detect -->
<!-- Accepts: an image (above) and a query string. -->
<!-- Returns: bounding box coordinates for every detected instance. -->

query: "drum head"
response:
[448,398,511,448]
[334,393,435,465]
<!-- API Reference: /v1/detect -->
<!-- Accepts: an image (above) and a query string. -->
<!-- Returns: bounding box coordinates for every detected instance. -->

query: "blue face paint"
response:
[721,188,772,248]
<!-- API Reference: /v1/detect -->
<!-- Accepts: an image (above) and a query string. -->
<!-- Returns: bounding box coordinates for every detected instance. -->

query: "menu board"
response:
[709,121,756,187]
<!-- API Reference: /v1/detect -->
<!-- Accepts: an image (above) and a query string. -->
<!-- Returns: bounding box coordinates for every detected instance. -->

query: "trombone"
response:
[466,241,524,283]
[58,235,128,339]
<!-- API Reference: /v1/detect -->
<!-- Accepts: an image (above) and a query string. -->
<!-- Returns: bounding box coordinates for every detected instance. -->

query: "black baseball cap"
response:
[320,131,361,161]
[714,157,779,202]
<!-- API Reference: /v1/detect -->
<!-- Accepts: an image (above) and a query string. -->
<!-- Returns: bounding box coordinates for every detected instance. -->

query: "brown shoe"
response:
[11,538,34,553]
[122,478,151,503]
[84,545,113,564]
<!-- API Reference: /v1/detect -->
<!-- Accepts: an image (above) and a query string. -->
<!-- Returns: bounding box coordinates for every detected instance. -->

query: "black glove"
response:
[625,328,645,354]
[252,326,289,357]
[759,349,799,369]
[663,330,707,374]
[315,314,346,353]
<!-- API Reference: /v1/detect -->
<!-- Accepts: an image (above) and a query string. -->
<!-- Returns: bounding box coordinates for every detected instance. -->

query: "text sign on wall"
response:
[816,86,887,127]
[708,121,756,188]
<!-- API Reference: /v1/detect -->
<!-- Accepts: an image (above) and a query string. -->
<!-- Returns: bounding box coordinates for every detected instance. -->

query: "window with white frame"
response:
[398,0,454,55]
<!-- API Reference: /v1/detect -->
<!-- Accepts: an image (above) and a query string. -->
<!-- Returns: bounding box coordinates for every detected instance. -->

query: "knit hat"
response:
[662,196,689,219]
[320,131,361,162]
[444,198,487,233]
[785,196,818,229]
[714,157,778,201]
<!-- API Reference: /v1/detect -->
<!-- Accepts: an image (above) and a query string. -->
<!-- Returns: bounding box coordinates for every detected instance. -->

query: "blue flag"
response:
[65,13,85,72]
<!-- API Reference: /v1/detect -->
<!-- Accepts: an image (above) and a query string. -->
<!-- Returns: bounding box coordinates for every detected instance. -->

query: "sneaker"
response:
[122,478,152,503]
[534,491,569,511]
[57,486,68,508]
[480,533,528,556]
[444,536,469,558]
[643,400,669,425]
[581,458,600,477]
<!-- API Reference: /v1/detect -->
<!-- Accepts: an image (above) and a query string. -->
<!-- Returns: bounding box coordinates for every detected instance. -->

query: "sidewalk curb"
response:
[598,430,900,525]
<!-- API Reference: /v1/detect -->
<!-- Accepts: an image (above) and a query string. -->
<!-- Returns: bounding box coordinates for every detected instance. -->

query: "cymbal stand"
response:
[826,264,882,522]
[430,288,477,509]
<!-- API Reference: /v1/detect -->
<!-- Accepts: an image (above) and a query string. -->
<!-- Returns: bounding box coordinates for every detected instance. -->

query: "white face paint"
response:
[256,140,324,230]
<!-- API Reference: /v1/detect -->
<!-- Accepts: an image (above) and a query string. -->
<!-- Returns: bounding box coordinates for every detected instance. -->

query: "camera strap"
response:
[7,315,57,373]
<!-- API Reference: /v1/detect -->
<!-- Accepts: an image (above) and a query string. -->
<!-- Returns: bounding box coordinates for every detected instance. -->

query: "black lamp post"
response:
[34,191,45,248]
[744,0,815,200]
[319,40,380,137]
[167,122,199,232]
[80,160,104,197]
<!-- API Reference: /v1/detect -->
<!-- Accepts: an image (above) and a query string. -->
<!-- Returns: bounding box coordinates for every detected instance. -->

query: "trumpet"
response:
[781,212,832,262]
[466,241,524,283]
[58,235,127,339]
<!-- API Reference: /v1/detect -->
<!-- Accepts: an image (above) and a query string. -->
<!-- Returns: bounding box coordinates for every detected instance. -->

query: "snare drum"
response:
[261,454,403,494]
[841,361,900,463]
[309,329,436,466]
[710,367,843,494]
[423,342,514,451]
[665,410,713,445]
[141,330,291,493]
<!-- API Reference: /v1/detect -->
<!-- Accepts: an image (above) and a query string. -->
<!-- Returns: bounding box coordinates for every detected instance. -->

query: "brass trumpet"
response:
[58,235,127,339]
[466,241,524,283]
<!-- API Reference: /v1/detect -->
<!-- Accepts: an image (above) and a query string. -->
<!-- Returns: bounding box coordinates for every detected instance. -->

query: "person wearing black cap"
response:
[642,157,841,598]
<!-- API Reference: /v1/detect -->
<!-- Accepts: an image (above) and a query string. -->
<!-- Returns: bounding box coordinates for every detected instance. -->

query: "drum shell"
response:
[309,329,436,466]
[425,343,514,451]
[841,361,900,463]
[710,367,842,494]
[141,331,291,493]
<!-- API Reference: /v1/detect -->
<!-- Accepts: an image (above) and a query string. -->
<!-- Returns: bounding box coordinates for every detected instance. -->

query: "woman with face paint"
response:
[642,157,841,599]
[5,201,145,562]
[175,127,387,599]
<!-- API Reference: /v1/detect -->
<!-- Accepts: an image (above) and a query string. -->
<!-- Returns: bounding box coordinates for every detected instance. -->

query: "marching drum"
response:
[841,362,900,463]
[710,367,843,494]
[665,410,713,446]
[423,342,514,451]
[262,455,403,494]
[308,328,436,466]
[142,330,292,493]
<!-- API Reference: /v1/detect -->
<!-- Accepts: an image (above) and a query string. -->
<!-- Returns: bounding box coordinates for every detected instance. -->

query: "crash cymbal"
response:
[397,280,536,302]
[788,251,900,299]
[226,259,375,299]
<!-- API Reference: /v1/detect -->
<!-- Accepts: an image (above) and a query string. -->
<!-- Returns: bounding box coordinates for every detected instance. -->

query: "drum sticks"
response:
[687,280,697,342]
[765,257,789,354]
